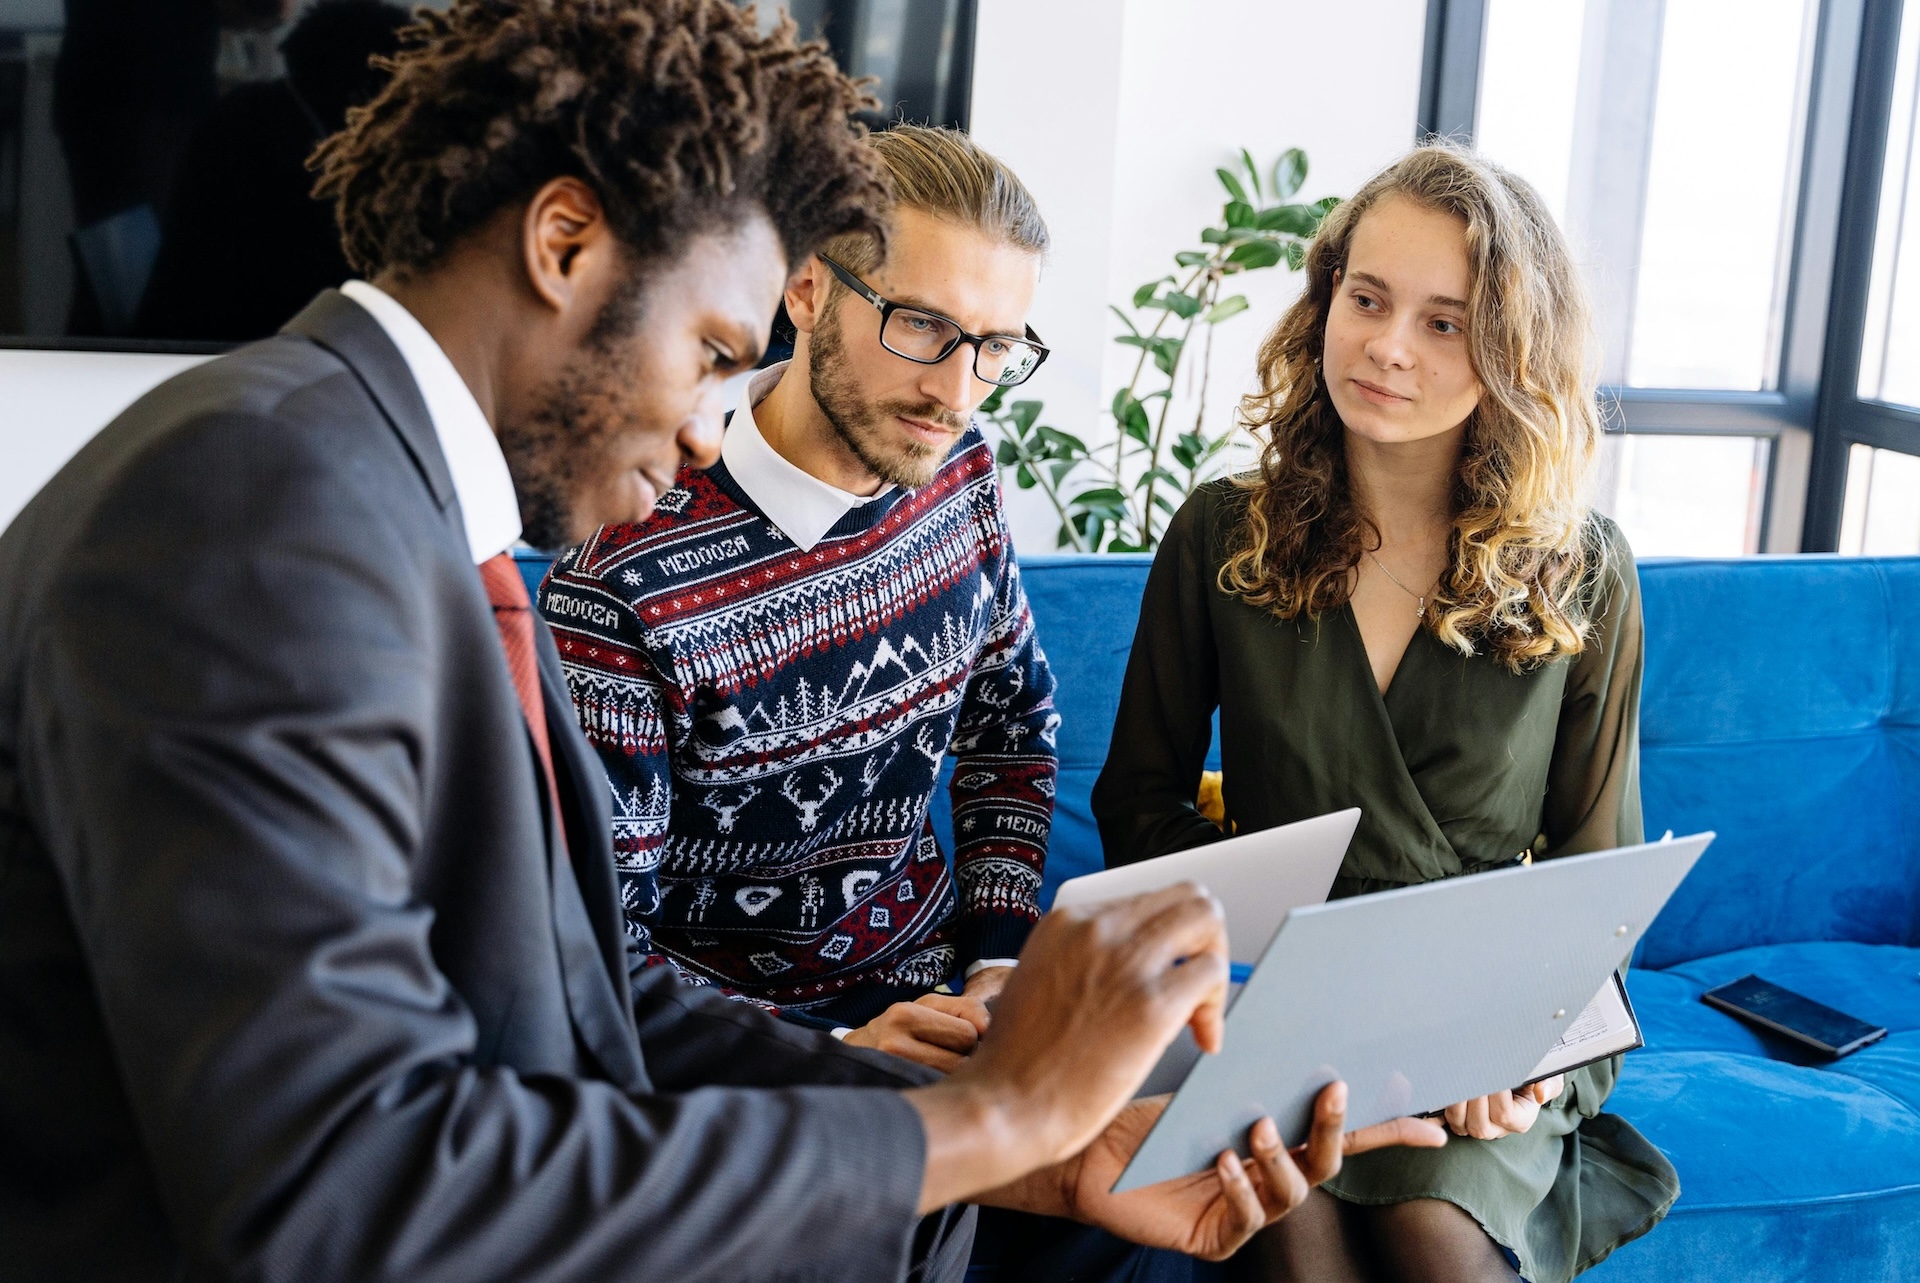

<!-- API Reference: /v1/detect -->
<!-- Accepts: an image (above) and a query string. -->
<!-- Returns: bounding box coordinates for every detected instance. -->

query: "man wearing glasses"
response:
[538,125,1058,1070]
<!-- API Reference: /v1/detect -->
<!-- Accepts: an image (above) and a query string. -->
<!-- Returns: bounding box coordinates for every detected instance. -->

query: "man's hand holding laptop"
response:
[904,883,1447,1261]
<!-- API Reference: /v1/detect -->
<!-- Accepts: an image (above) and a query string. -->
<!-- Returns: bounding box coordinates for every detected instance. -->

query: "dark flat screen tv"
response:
[0,0,975,352]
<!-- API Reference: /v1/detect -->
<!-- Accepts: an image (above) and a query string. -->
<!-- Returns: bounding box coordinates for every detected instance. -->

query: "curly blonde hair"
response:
[1219,141,1607,671]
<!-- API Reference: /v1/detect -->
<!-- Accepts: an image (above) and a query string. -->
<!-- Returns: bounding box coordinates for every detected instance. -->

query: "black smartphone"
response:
[1701,974,1888,1059]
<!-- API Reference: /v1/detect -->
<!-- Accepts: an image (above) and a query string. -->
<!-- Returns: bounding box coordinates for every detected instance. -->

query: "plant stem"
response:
[1139,306,1200,542]
[1001,426,1091,553]
[1190,311,1216,479]
[1112,263,1213,492]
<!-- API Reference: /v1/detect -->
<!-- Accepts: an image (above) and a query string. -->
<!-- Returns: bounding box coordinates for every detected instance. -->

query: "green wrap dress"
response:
[1091,481,1681,1283]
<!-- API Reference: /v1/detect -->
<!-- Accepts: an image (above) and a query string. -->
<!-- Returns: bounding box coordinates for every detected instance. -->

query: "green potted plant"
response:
[984,148,1339,552]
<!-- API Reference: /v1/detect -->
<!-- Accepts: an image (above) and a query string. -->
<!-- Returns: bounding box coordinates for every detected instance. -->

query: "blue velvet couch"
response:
[1007,553,1920,1283]
[520,550,1920,1280]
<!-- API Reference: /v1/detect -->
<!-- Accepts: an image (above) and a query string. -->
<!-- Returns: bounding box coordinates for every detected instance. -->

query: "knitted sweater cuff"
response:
[959,910,1036,972]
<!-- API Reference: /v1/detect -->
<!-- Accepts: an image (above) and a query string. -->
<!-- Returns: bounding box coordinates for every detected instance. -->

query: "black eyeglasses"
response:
[818,254,1050,387]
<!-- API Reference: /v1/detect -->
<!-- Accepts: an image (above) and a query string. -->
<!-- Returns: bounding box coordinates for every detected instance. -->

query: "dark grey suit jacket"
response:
[0,292,967,1282]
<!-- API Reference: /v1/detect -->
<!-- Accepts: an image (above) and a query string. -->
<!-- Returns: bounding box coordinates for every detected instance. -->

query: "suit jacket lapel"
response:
[281,290,459,515]
[287,291,646,1086]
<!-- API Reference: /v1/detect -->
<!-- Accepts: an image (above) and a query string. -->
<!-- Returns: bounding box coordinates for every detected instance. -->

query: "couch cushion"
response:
[1630,941,1920,1059]
[1635,557,1920,966]
[1589,942,1920,1281]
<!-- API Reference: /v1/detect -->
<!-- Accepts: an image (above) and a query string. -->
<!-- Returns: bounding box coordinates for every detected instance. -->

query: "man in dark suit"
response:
[0,3,1438,1280]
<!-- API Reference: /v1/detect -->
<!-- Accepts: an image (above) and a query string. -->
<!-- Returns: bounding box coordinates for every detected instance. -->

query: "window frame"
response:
[1420,0,1916,553]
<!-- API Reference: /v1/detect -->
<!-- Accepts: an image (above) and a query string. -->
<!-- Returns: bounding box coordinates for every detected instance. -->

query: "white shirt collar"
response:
[340,280,522,564]
[721,361,891,553]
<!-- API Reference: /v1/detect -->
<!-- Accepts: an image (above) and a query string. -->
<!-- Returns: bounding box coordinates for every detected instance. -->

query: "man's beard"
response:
[496,356,628,552]
[809,304,968,490]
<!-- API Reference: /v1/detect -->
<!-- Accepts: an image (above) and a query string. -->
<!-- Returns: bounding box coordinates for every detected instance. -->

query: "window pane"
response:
[1838,444,1920,554]
[1627,0,1812,389]
[1475,0,1586,226]
[1594,434,1770,556]
[1857,0,1920,408]
[1476,0,1816,391]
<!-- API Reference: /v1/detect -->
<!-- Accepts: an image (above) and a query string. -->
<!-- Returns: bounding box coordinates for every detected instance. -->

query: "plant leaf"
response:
[1200,226,1232,244]
[1149,335,1184,376]
[1134,466,1181,491]
[1161,290,1203,319]
[1132,275,1172,308]
[1285,239,1308,270]
[1203,294,1250,324]
[980,385,1007,414]
[1109,304,1140,335]
[1313,195,1342,217]
[1215,167,1249,204]
[1224,200,1256,229]
[994,439,1019,467]
[1272,147,1308,200]
[1241,147,1262,200]
[1256,202,1320,236]
[1174,250,1211,268]
[1112,389,1153,443]
[1015,463,1036,489]
[1227,239,1284,270]
[1036,424,1089,456]
[1010,400,1042,433]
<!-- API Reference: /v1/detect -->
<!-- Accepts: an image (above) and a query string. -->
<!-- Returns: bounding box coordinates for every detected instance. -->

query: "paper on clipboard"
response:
[1523,971,1642,1083]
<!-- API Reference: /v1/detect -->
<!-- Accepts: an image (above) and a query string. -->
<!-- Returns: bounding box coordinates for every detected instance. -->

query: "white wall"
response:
[969,0,1428,552]
[0,350,210,529]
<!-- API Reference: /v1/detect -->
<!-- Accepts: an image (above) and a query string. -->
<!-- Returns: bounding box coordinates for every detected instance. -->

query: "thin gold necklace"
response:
[1366,549,1435,620]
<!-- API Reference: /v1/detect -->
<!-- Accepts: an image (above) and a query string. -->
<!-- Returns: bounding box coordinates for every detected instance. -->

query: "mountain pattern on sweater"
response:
[540,429,1057,1026]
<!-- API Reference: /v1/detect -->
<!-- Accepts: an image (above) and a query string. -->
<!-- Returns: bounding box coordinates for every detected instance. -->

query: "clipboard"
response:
[1111,832,1712,1193]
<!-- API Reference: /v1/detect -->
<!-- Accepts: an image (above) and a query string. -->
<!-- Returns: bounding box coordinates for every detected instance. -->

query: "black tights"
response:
[1229,1189,1521,1283]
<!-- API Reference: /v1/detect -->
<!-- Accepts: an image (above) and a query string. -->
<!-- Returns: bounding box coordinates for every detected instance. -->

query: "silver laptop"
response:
[1111,832,1713,1193]
[1051,808,1360,965]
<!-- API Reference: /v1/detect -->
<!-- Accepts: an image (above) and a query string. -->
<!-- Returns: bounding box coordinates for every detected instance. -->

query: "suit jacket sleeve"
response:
[20,411,930,1283]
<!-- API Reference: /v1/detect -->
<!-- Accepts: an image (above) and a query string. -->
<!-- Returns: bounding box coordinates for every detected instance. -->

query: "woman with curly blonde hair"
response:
[1092,143,1679,1282]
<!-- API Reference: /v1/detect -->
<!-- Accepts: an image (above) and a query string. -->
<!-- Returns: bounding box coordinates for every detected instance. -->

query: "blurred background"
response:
[2,0,1917,561]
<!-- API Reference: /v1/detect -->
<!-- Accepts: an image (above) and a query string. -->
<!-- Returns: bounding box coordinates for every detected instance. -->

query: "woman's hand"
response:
[1044,1083,1447,1261]
[1441,1075,1564,1140]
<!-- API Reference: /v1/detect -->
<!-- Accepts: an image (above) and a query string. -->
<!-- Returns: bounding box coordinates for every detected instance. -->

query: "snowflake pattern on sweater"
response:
[540,428,1058,1025]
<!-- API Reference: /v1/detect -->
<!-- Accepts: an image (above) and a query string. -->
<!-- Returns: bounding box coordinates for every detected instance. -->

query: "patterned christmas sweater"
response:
[539,428,1058,1028]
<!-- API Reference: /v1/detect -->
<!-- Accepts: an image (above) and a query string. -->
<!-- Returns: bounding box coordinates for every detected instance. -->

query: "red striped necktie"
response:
[479,552,569,859]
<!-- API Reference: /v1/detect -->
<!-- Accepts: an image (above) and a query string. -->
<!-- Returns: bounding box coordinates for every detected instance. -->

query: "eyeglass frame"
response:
[816,254,1050,387]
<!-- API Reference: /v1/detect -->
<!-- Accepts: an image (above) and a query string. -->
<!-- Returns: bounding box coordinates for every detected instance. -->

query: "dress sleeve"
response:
[1092,487,1228,866]
[1539,524,1646,1117]
[1541,526,1645,858]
